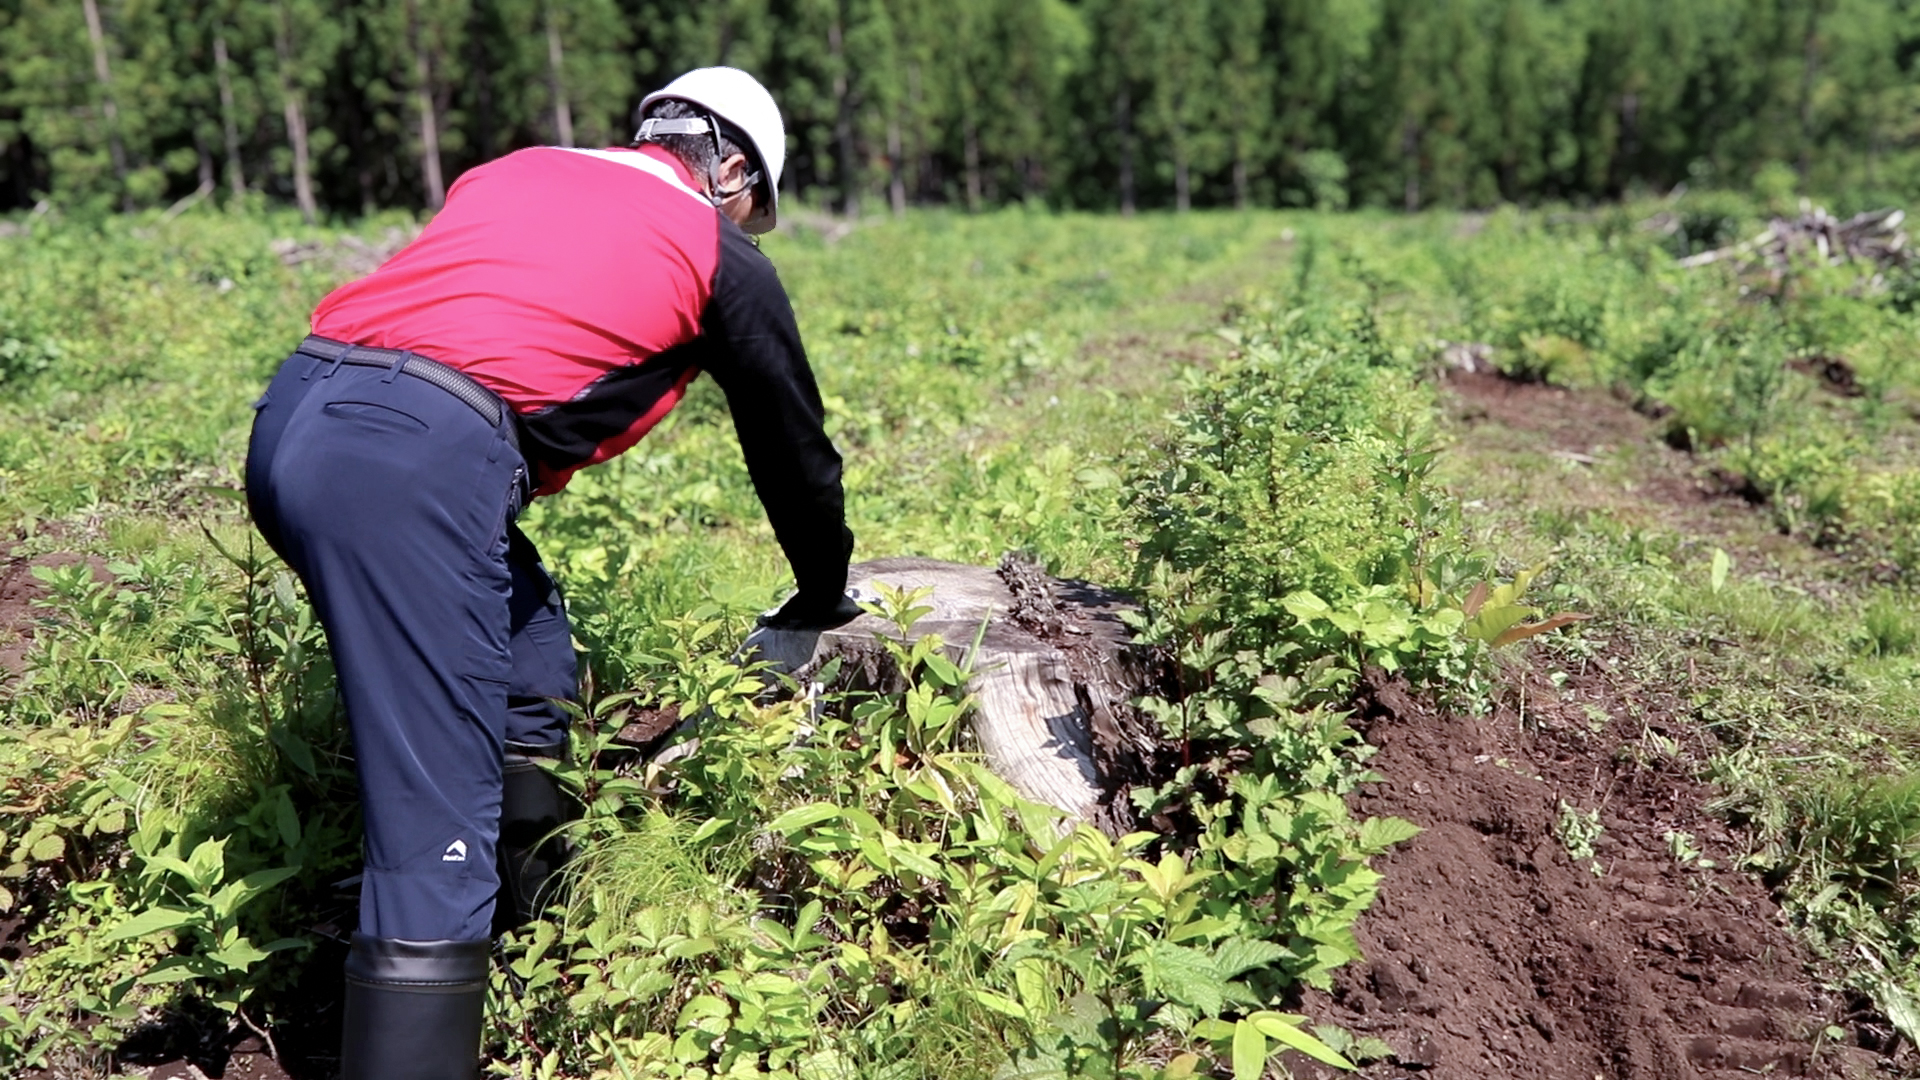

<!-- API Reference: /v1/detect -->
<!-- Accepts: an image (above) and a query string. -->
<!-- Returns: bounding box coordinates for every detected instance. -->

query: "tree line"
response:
[1,0,1915,220]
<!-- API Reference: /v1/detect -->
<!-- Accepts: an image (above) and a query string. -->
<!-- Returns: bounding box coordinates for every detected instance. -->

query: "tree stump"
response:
[740,557,1163,835]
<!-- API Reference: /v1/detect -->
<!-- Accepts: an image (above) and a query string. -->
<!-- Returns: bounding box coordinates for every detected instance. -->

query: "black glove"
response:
[757,591,864,631]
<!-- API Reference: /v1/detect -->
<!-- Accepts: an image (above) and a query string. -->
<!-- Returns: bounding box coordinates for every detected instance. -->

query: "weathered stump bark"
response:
[741,557,1163,834]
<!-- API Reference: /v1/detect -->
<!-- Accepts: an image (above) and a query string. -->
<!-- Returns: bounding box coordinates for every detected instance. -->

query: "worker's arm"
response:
[702,221,856,627]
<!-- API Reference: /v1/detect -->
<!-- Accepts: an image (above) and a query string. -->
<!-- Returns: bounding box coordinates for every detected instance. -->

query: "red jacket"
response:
[311,144,850,602]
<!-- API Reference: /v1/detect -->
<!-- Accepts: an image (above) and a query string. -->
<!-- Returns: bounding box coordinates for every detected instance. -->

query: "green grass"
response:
[5,193,1920,1076]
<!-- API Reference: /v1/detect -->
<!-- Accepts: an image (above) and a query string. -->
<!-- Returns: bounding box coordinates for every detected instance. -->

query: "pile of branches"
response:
[269,226,419,276]
[1677,203,1908,276]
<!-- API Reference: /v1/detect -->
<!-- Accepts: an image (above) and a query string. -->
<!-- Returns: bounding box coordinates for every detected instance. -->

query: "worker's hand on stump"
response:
[758,591,863,631]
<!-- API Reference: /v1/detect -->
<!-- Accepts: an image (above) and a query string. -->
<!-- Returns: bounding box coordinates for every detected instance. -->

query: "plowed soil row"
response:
[1291,659,1873,1078]
[1282,372,1890,1078]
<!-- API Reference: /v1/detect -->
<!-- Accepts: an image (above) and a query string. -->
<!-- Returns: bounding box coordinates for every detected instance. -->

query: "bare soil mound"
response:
[1289,655,1877,1079]
[0,550,52,677]
[1444,370,1729,513]
[0,548,108,679]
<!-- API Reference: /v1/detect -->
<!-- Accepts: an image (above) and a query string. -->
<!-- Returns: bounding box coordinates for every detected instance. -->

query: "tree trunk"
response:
[1617,91,1639,196]
[1174,142,1190,213]
[469,5,495,159]
[963,119,982,212]
[1402,118,1421,212]
[886,115,906,217]
[908,62,929,202]
[346,77,377,214]
[741,558,1163,835]
[273,2,318,224]
[1233,151,1248,211]
[544,2,573,147]
[828,15,858,216]
[194,128,215,192]
[1116,86,1135,217]
[79,0,131,210]
[406,0,446,210]
[213,30,247,198]
[1797,4,1821,180]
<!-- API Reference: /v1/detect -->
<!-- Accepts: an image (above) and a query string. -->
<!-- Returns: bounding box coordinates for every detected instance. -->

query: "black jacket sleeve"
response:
[701,220,854,610]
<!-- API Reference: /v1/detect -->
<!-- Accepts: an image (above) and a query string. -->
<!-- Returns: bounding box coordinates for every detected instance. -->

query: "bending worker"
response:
[245,67,857,1079]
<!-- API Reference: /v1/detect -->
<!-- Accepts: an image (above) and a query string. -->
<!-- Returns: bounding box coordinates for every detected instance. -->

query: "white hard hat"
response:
[637,67,785,233]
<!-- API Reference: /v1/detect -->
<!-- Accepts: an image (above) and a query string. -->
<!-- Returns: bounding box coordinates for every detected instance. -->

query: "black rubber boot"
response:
[493,739,578,933]
[340,934,489,1080]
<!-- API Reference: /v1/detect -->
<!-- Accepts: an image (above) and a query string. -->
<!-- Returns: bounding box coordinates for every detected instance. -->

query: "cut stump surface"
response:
[741,557,1161,834]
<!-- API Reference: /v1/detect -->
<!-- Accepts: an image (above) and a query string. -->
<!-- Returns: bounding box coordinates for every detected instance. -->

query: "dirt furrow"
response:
[1286,657,1871,1078]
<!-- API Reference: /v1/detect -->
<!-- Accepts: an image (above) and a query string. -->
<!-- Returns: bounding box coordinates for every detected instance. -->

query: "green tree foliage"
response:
[2,0,1919,215]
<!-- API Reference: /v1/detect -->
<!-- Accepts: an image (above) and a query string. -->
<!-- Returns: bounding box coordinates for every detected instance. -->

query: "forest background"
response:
[2,0,1919,222]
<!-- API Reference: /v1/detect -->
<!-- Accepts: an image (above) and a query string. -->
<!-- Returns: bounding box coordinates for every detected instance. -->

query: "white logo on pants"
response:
[442,839,468,862]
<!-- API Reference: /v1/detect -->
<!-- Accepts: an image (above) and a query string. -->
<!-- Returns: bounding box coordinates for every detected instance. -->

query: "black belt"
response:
[296,336,515,445]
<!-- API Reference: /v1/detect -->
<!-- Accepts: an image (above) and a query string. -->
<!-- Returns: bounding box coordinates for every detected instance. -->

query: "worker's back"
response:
[312,144,738,492]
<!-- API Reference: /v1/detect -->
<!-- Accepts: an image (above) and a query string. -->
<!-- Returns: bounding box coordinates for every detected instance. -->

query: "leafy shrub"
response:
[1127,302,1433,637]
[1860,595,1918,658]
[0,538,354,1070]
[1718,431,1859,539]
[1663,193,1755,259]
[486,592,1377,1080]
[1857,470,1920,578]
[1645,319,1791,450]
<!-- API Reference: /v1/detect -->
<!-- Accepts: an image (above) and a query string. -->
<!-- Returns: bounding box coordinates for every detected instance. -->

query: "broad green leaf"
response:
[1464,602,1534,644]
[185,837,227,891]
[767,803,841,835]
[1192,1017,1236,1041]
[1212,937,1288,980]
[273,790,301,850]
[1251,1013,1355,1069]
[28,834,63,862]
[1014,959,1049,1014]
[991,1052,1072,1080]
[1168,916,1235,943]
[1281,591,1332,624]
[887,843,942,880]
[838,806,883,837]
[922,652,966,686]
[210,866,300,918]
[1230,1019,1266,1080]
[271,726,318,777]
[103,906,198,942]
[690,817,734,844]
[1875,977,1920,1048]
[971,989,1027,1019]
[1142,940,1226,1015]
[209,938,273,970]
[137,957,213,985]
[675,993,731,1025]
[1709,548,1731,594]
[1356,816,1423,854]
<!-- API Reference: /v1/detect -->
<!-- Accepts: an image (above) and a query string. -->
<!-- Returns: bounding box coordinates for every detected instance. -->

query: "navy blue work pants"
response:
[245,352,576,941]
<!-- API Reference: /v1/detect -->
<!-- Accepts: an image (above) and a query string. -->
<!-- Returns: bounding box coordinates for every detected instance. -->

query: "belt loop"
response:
[300,354,324,380]
[382,351,406,384]
[321,350,348,379]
